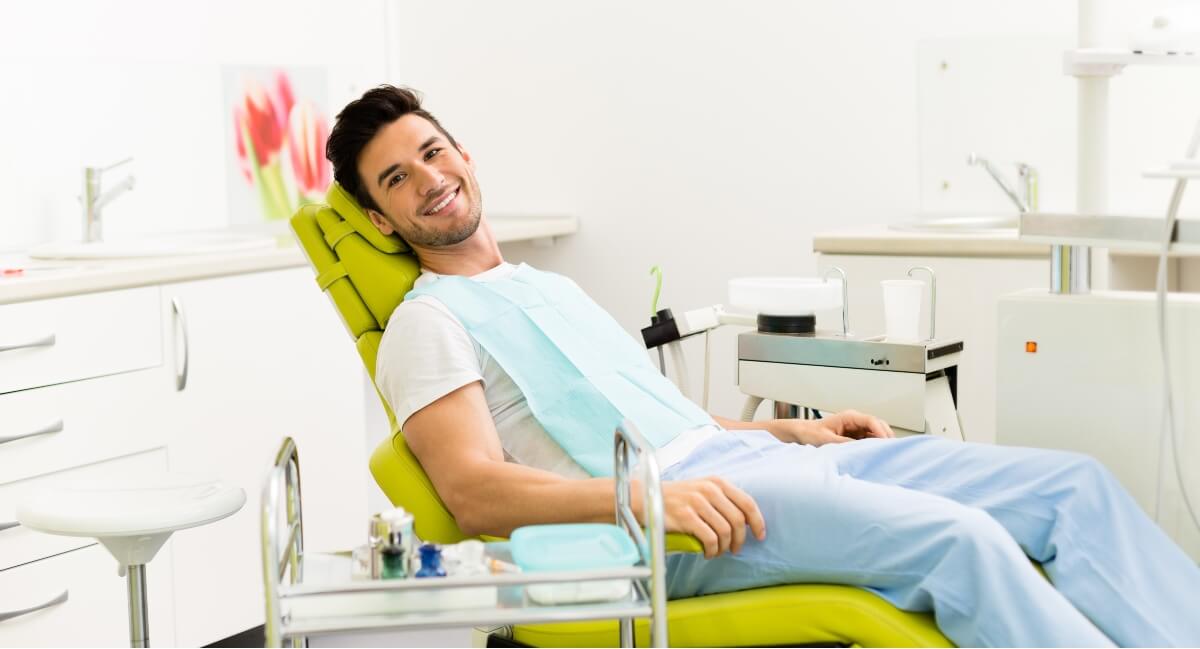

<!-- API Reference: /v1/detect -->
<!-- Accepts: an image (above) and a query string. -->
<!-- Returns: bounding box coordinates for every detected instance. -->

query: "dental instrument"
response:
[642,271,966,440]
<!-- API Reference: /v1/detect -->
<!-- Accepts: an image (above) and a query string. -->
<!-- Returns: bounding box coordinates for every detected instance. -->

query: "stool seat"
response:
[18,473,244,567]
[18,473,245,538]
[16,473,244,648]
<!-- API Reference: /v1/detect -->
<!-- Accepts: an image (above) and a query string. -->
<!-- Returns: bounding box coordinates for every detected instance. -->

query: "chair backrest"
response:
[290,183,469,543]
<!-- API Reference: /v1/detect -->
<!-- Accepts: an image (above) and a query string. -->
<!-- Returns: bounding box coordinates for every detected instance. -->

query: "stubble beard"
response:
[401,180,484,248]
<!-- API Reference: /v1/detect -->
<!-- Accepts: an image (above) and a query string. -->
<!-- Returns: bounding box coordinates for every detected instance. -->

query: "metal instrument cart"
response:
[261,422,671,647]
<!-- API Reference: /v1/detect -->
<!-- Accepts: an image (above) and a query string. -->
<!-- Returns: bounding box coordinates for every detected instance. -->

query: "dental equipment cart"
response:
[261,424,671,648]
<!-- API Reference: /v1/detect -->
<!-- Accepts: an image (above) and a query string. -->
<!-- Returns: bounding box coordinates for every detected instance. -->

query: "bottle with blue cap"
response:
[415,543,447,578]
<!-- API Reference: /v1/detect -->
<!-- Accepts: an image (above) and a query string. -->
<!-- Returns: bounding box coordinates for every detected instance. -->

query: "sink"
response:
[28,232,278,260]
[889,216,1018,234]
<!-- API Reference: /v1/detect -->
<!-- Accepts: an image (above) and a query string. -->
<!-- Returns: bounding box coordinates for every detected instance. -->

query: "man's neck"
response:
[414,218,505,277]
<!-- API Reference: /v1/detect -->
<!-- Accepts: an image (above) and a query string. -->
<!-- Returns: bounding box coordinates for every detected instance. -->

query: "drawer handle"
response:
[0,590,69,623]
[0,419,64,446]
[0,333,56,354]
[171,297,189,391]
[0,521,18,532]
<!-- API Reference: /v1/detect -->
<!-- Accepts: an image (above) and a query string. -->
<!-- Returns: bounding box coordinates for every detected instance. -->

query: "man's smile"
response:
[423,186,460,216]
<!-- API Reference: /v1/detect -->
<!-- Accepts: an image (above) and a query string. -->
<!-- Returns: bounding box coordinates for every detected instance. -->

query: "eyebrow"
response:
[374,136,446,187]
[376,163,401,188]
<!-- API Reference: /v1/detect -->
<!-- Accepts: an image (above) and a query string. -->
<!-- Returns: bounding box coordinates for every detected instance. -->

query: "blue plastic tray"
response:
[510,523,640,572]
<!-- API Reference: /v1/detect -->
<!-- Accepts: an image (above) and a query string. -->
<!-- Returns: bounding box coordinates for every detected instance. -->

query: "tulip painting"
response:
[229,69,331,221]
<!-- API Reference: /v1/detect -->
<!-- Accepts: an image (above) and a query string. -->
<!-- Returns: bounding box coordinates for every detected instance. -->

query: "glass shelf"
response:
[278,546,653,639]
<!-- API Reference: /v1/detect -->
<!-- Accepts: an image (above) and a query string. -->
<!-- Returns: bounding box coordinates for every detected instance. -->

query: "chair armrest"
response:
[484,533,702,552]
[665,533,704,554]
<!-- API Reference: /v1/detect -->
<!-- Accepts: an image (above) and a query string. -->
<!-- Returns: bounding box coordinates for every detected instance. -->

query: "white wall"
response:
[389,0,1200,420]
[5,0,1200,422]
[0,0,389,249]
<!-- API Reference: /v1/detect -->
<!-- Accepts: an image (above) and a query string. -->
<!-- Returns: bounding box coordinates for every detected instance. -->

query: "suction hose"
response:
[741,396,764,423]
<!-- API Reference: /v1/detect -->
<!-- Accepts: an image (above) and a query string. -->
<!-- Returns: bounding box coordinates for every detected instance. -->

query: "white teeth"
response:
[426,190,456,215]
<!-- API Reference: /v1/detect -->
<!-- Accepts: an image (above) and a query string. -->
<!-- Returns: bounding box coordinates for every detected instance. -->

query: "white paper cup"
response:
[881,279,923,342]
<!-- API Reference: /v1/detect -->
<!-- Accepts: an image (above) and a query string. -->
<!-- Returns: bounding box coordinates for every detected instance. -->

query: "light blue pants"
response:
[662,431,1200,647]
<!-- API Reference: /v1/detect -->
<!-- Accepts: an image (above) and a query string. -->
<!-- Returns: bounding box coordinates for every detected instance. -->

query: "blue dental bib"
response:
[405,263,713,477]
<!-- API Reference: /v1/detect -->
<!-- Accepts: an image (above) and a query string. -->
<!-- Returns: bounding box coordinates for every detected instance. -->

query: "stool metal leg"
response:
[126,564,149,648]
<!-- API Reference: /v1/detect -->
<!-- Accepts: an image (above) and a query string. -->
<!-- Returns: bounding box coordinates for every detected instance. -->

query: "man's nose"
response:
[415,163,447,196]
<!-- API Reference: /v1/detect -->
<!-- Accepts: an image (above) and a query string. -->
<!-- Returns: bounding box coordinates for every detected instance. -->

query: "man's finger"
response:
[684,512,721,559]
[707,490,748,553]
[843,411,890,439]
[694,499,734,556]
[719,482,767,542]
[813,426,852,444]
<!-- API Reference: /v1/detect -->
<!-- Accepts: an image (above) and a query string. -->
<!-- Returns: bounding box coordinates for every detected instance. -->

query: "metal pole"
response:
[1063,0,1109,294]
[618,618,635,648]
[126,564,149,648]
[774,402,800,420]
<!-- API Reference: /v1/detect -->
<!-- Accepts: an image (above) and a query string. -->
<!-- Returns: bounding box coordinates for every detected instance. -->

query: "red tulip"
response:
[233,107,253,184]
[271,71,294,133]
[286,101,331,197]
[237,78,284,165]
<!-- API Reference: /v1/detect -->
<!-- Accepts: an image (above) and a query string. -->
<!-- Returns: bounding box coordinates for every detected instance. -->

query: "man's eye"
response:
[425,148,441,160]
[388,173,405,187]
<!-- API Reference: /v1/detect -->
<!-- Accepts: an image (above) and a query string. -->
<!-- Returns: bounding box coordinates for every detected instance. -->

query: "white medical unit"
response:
[996,289,1200,561]
[996,212,1200,562]
[737,332,966,440]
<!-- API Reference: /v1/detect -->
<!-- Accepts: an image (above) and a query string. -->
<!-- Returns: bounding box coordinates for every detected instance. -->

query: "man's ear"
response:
[457,144,474,170]
[367,209,396,236]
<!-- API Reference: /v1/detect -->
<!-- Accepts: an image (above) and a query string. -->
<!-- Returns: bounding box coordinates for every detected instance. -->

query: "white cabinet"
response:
[815,253,1045,444]
[1,265,370,647]
[0,286,160,395]
[0,367,171,489]
[159,268,366,646]
[0,542,176,648]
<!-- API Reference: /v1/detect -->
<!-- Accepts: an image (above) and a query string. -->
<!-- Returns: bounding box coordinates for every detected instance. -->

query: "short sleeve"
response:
[375,297,484,428]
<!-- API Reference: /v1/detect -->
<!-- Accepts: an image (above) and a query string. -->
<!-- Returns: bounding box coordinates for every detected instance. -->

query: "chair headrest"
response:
[326,183,411,254]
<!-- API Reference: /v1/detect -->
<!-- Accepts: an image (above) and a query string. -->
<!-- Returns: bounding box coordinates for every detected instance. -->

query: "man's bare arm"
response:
[403,382,766,557]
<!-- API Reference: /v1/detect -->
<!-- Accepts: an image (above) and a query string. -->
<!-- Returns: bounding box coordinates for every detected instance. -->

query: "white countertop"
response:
[0,215,577,305]
[813,225,1050,257]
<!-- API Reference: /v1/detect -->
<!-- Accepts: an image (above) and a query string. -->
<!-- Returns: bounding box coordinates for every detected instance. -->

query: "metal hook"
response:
[823,266,849,336]
[907,266,936,341]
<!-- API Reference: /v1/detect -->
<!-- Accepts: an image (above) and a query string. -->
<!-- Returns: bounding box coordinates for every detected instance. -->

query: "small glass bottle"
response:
[379,508,413,579]
[380,531,407,579]
[415,543,446,578]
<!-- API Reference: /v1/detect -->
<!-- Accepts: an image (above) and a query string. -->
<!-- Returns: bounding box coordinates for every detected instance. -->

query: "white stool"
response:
[17,474,245,648]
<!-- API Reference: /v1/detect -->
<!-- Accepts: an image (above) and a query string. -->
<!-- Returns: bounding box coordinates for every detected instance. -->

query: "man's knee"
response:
[944,507,1020,556]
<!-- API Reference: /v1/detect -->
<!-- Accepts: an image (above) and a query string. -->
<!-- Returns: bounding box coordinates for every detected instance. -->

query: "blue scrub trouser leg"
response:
[663,432,1198,647]
[828,434,1200,647]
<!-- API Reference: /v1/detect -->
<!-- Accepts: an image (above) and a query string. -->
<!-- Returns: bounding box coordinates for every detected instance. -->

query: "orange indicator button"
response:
[1025,341,1038,353]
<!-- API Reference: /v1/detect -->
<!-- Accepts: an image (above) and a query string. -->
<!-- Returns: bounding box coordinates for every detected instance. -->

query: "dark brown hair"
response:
[326,85,459,212]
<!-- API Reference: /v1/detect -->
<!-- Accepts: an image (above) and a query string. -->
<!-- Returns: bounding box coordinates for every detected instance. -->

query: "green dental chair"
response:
[290,184,953,648]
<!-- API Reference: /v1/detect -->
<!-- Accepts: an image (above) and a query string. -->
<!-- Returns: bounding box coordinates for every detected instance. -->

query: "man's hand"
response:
[768,409,895,446]
[659,477,767,559]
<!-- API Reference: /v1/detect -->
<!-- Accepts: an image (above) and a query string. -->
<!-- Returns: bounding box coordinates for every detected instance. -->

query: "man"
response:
[326,85,1200,647]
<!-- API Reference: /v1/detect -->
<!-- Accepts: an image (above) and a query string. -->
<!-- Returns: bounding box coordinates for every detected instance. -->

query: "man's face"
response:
[357,113,483,247]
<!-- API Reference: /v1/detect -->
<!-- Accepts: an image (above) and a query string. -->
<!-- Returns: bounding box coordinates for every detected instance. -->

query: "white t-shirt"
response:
[375,262,720,479]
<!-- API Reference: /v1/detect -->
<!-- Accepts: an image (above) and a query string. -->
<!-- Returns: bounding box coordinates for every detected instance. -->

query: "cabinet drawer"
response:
[0,448,167,571]
[0,367,170,485]
[0,541,175,647]
[0,287,161,395]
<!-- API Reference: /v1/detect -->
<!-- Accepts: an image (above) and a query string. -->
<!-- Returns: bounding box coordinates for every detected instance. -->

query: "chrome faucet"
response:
[82,157,136,243]
[967,153,1038,213]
